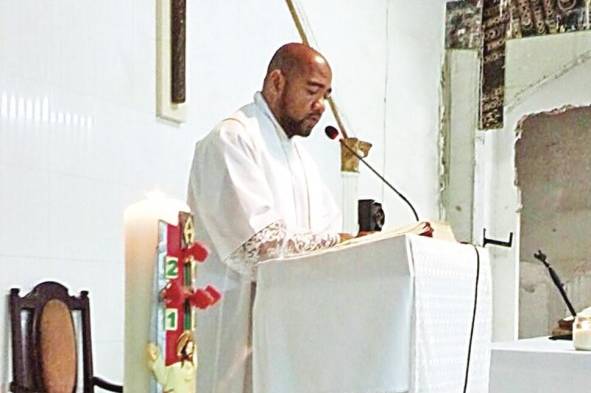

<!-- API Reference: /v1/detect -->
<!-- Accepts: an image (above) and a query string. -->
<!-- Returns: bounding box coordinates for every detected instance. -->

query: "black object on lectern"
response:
[358,199,385,232]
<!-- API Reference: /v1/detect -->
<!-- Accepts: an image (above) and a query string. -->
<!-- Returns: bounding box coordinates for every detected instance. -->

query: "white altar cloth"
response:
[489,337,591,393]
[253,235,491,393]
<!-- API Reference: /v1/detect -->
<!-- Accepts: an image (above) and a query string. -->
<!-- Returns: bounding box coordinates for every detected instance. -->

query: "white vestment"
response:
[187,92,341,393]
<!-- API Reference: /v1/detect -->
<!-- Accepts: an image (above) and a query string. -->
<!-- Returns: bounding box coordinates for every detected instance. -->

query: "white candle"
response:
[123,192,189,393]
[573,316,591,351]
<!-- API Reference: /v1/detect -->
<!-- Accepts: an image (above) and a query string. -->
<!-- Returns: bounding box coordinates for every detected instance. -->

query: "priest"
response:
[187,43,349,393]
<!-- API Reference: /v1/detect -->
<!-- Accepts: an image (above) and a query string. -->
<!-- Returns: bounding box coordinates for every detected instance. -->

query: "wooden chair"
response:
[9,281,123,393]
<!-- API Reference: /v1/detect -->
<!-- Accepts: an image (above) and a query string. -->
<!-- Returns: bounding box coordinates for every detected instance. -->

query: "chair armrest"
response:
[92,376,123,392]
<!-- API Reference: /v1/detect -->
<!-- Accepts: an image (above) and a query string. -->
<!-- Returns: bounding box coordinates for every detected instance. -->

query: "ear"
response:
[269,69,285,95]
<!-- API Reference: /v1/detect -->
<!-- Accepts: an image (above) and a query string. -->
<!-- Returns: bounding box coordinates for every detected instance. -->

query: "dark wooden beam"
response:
[171,0,186,104]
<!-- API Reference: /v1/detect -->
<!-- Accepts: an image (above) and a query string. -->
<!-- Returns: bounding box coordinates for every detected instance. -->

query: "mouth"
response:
[306,114,321,124]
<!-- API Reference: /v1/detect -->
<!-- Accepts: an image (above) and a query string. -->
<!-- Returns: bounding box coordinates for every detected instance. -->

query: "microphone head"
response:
[325,125,340,140]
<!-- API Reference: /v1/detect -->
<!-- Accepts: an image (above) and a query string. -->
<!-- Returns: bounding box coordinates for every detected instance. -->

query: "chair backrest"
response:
[9,281,96,393]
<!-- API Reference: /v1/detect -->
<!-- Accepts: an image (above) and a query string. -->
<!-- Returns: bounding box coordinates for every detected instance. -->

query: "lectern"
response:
[253,234,491,393]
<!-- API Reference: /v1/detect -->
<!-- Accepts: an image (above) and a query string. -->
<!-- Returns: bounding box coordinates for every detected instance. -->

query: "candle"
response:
[573,315,591,351]
[123,192,189,393]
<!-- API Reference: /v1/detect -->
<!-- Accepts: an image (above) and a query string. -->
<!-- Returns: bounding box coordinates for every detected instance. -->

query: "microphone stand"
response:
[534,250,577,318]
[338,139,420,222]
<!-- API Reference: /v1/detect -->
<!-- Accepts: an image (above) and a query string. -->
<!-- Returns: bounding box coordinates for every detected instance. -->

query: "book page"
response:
[337,221,457,248]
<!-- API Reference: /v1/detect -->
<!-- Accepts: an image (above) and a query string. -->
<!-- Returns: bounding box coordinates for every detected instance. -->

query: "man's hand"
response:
[146,342,160,363]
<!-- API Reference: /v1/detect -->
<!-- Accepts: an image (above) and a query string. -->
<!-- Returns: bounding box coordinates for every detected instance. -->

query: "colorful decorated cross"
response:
[147,211,220,393]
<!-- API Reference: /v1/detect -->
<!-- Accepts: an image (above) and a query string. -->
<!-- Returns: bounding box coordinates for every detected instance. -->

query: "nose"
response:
[312,97,325,114]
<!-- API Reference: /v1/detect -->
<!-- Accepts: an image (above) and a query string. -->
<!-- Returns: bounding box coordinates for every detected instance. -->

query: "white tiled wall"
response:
[0,0,297,388]
[1,0,446,389]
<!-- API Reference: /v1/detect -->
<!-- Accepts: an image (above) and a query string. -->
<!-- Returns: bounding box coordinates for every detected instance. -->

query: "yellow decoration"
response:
[147,331,197,393]
[340,138,372,172]
[183,216,195,246]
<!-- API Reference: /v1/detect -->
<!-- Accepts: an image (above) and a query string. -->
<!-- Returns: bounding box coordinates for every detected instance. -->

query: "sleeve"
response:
[224,219,340,280]
[188,119,282,262]
[148,350,169,387]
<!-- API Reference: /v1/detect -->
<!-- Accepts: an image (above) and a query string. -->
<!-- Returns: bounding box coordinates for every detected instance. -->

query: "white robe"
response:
[187,92,341,393]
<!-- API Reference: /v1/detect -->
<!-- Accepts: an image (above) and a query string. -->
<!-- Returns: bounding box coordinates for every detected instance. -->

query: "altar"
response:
[489,337,591,393]
[252,234,492,393]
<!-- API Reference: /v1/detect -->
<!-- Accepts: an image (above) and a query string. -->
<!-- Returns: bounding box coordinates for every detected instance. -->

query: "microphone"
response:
[325,126,419,222]
[325,126,340,140]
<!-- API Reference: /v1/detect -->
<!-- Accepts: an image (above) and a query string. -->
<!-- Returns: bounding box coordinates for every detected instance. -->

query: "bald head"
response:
[262,43,332,138]
[265,43,330,82]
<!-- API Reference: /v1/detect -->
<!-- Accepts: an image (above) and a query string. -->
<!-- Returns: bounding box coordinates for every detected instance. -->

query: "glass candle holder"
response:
[573,315,591,351]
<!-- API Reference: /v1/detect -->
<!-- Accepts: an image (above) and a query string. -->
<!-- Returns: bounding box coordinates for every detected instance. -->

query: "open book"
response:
[338,221,457,247]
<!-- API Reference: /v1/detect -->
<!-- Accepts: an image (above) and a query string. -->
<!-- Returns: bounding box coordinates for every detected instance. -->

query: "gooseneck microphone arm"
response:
[326,126,419,222]
[534,250,577,318]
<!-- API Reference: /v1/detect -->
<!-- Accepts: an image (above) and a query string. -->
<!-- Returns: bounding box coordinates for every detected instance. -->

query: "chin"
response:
[298,127,314,137]
[300,120,319,136]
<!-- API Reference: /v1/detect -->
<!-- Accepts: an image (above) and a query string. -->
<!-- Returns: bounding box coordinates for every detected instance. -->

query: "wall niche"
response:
[516,106,591,338]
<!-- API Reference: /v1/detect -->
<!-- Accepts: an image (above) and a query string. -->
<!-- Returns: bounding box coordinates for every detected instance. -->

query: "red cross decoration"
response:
[158,211,221,365]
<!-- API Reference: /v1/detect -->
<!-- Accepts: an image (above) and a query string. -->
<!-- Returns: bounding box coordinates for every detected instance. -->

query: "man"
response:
[187,43,349,393]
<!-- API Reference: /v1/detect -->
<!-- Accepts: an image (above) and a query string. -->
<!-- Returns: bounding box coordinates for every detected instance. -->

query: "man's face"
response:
[277,59,332,138]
